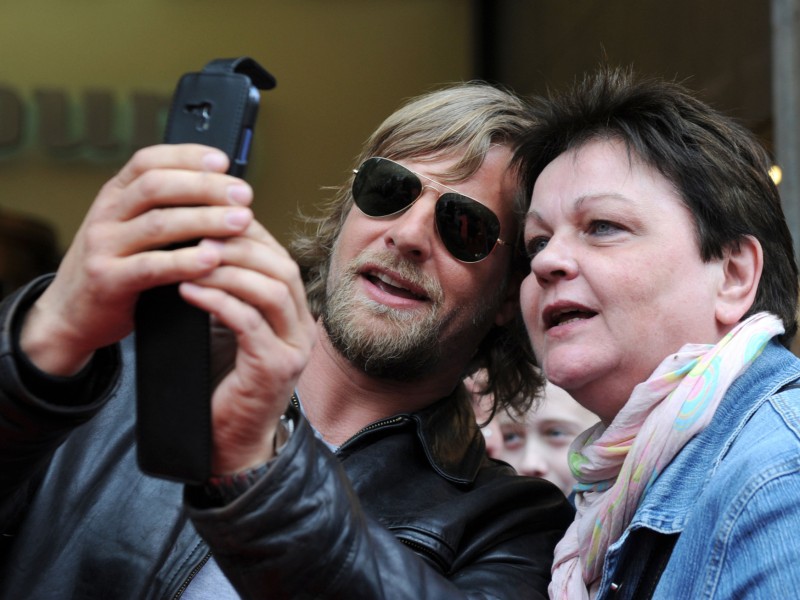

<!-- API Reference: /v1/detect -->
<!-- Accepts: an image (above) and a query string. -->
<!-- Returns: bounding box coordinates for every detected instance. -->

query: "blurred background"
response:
[0,0,796,290]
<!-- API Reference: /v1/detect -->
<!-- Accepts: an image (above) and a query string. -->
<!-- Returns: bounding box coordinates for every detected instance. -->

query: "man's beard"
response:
[322,250,443,380]
[322,249,504,381]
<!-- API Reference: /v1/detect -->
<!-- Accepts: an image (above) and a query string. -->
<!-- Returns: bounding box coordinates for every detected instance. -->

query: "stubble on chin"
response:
[322,250,444,380]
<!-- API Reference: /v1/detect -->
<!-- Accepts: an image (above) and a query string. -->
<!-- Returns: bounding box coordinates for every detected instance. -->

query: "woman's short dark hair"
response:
[515,66,799,346]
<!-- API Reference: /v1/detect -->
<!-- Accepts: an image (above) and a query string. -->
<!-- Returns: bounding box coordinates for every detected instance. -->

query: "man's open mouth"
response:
[364,270,429,301]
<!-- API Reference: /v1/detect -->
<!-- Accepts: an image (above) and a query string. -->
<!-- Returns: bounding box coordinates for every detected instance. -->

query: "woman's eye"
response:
[502,430,525,449]
[526,236,549,259]
[588,220,621,236]
[544,427,568,440]
[542,424,578,447]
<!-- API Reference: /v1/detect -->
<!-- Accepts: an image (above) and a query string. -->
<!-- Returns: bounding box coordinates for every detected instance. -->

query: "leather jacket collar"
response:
[409,391,485,485]
[293,389,486,486]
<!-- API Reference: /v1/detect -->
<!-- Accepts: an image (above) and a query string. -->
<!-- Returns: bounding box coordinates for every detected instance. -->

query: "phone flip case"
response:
[135,57,276,484]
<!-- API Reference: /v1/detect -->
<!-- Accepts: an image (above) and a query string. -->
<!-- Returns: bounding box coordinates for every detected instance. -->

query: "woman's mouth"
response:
[544,306,598,329]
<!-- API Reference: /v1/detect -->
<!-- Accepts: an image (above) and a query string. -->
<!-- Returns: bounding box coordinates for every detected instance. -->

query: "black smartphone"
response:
[135,57,275,484]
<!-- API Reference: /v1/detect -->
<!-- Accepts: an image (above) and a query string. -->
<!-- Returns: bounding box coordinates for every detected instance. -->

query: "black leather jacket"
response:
[0,278,574,599]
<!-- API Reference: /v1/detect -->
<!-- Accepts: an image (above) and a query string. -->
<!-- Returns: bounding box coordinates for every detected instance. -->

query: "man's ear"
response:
[495,269,524,327]
[716,235,763,326]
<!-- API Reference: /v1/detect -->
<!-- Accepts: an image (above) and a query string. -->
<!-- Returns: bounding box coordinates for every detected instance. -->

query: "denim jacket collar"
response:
[622,340,800,534]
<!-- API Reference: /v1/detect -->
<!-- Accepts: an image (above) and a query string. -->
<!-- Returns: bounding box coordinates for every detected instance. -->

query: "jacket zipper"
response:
[399,537,449,573]
[291,392,409,451]
[346,415,405,438]
[172,550,212,599]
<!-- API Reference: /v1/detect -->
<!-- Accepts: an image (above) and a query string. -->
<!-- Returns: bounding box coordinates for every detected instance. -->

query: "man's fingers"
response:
[196,231,308,316]
[112,144,229,188]
[101,205,255,255]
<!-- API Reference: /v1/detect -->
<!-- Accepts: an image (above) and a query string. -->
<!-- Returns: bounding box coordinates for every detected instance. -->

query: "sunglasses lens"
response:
[352,158,422,217]
[435,194,501,262]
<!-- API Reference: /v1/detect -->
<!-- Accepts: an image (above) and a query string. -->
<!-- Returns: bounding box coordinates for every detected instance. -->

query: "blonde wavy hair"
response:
[291,81,544,416]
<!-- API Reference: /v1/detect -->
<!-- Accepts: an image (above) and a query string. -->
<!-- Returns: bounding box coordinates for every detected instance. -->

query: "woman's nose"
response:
[530,235,578,284]
[518,446,550,478]
[383,190,437,261]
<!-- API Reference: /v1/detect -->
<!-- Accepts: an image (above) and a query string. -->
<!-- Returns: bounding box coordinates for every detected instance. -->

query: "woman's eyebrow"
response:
[526,192,635,224]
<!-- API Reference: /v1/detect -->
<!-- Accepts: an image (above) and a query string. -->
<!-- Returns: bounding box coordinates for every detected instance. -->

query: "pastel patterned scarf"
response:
[549,312,785,600]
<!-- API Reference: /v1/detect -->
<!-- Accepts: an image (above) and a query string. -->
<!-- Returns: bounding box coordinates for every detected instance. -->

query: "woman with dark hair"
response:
[517,67,800,599]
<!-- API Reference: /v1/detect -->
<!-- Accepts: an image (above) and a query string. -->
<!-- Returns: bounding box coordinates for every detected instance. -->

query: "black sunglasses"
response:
[351,157,510,263]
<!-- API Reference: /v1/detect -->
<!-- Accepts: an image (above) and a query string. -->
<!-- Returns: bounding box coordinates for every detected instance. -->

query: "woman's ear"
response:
[715,235,763,326]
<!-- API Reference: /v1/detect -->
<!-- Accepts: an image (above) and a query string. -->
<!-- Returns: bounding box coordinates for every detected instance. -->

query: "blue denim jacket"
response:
[596,340,800,599]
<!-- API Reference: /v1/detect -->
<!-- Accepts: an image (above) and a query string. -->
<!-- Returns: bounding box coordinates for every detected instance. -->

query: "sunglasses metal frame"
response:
[351,156,510,263]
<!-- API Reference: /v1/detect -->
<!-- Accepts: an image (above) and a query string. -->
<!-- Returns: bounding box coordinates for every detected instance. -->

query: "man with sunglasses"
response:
[0,82,572,598]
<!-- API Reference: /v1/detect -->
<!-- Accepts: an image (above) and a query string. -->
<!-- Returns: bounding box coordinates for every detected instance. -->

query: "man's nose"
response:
[383,190,438,261]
